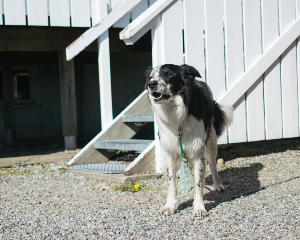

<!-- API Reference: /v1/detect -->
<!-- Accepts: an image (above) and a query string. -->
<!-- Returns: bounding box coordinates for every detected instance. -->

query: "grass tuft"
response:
[112,182,150,192]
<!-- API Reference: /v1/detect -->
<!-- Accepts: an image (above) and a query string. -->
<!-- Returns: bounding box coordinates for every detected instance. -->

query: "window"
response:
[0,66,40,108]
[13,71,30,100]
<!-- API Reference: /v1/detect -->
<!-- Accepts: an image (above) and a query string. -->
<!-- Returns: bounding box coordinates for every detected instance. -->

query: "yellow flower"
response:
[134,184,139,190]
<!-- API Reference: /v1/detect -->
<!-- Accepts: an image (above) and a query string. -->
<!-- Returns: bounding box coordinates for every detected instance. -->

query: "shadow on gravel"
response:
[177,163,264,212]
[218,137,300,162]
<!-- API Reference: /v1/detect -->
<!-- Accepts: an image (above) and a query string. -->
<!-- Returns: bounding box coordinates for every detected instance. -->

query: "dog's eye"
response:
[163,69,173,77]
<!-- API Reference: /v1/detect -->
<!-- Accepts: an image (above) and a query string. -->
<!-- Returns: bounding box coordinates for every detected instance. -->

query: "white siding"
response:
[27,0,48,26]
[243,0,265,142]
[49,0,70,27]
[70,0,91,27]
[204,0,227,144]
[4,0,26,25]
[112,0,130,28]
[224,0,246,143]
[279,0,299,138]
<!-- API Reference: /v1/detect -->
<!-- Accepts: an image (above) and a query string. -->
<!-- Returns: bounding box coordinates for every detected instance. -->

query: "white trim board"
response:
[119,0,175,45]
[66,0,143,61]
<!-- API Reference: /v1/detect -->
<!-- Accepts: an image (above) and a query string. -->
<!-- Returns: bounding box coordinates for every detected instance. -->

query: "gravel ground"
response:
[1,138,300,239]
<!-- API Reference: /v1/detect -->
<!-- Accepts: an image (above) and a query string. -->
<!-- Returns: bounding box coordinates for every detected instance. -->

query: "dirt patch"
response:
[0,137,89,167]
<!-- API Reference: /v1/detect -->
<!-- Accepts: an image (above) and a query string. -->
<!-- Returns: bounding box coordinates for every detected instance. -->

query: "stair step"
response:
[94,139,154,151]
[69,163,128,174]
[122,113,154,122]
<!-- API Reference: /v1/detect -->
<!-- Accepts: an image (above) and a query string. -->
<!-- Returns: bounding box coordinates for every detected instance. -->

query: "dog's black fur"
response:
[144,64,229,139]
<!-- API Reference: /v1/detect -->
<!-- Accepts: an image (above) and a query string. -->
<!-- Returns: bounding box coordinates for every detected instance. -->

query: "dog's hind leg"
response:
[161,151,177,216]
[193,146,208,216]
[207,129,225,192]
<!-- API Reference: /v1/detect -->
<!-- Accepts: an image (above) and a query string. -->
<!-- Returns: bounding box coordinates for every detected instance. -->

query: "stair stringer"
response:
[67,90,152,166]
[123,141,156,175]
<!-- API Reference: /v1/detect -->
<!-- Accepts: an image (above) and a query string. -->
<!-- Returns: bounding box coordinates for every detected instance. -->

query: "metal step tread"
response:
[70,163,128,174]
[123,113,154,122]
[94,139,154,151]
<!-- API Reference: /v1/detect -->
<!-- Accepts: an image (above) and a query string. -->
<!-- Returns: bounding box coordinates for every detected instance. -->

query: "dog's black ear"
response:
[144,66,153,78]
[181,64,201,79]
[144,66,152,89]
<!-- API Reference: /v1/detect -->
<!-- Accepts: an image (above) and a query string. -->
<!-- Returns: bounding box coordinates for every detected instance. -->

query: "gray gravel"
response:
[1,138,300,239]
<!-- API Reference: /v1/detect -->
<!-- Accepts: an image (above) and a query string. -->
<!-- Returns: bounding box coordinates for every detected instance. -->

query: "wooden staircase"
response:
[67,90,156,175]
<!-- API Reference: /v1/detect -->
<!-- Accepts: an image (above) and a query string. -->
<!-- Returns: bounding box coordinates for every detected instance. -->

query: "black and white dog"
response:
[144,64,233,216]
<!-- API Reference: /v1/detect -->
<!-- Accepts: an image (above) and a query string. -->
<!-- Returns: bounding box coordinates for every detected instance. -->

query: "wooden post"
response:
[59,51,77,150]
[1,52,15,145]
[97,0,113,130]
[151,0,184,173]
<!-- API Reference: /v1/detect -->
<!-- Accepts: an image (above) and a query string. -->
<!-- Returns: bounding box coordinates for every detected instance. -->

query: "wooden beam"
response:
[59,51,77,150]
[97,0,113,130]
[66,0,143,61]
[0,26,98,52]
[119,0,175,45]
[1,52,15,144]
[219,17,300,107]
[124,141,156,175]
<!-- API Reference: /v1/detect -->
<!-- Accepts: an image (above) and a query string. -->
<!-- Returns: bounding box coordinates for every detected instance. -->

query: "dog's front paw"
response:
[193,207,208,217]
[161,205,175,216]
[213,183,225,192]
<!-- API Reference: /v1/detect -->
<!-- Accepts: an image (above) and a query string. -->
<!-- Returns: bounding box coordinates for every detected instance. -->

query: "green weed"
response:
[35,161,44,168]
[0,167,30,175]
[112,182,149,192]
[18,158,25,165]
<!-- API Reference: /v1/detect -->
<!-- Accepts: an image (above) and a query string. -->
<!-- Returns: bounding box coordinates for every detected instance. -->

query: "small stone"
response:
[217,158,224,164]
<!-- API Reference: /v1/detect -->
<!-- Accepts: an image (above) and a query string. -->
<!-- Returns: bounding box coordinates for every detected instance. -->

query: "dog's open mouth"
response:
[152,92,170,102]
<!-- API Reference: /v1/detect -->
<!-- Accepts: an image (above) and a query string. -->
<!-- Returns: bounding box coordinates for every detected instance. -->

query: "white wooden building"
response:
[1,0,300,174]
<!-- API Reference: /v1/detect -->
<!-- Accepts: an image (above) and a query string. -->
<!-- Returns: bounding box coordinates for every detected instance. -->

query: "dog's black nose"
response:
[148,81,158,89]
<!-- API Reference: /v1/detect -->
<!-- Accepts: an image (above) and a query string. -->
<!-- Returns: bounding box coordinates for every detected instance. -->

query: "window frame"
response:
[0,65,40,108]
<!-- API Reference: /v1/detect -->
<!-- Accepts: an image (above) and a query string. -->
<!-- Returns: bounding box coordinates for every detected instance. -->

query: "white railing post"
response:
[151,18,164,174]
[95,0,113,130]
[151,0,184,173]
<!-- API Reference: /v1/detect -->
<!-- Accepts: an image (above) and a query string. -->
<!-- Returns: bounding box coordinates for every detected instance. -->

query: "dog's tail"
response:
[213,102,233,137]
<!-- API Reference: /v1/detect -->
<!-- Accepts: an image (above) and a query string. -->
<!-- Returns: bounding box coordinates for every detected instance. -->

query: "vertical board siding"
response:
[161,0,183,65]
[297,0,300,18]
[183,0,205,78]
[4,0,26,25]
[0,0,3,25]
[27,0,48,26]
[261,0,282,140]
[297,1,300,136]
[149,0,157,6]
[91,0,100,26]
[279,0,299,138]
[243,0,265,141]
[203,0,227,144]
[298,38,300,136]
[132,0,148,22]
[71,0,91,27]
[204,0,225,100]
[224,0,246,143]
[112,0,130,28]
[49,0,70,27]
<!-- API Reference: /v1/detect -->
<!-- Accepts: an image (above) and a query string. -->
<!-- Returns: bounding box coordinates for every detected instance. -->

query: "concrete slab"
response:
[70,170,162,184]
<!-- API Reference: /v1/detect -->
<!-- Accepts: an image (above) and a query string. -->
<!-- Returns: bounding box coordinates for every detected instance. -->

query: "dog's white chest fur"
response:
[150,95,206,160]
